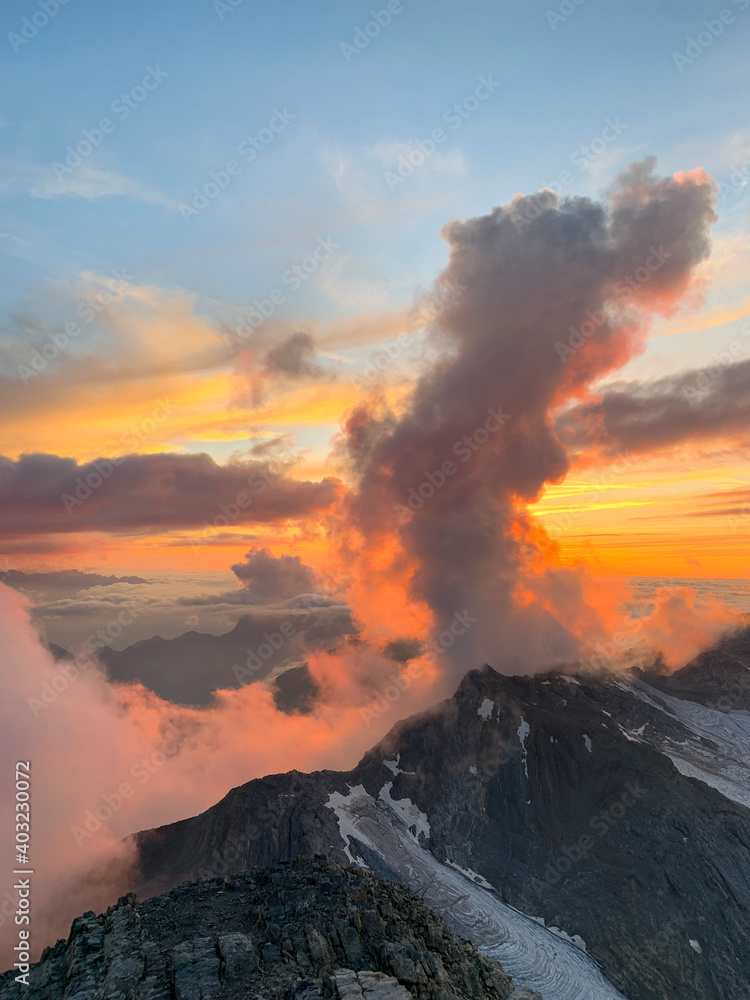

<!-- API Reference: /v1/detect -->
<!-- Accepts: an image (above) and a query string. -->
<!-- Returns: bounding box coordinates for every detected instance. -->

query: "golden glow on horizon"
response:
[4,273,749,579]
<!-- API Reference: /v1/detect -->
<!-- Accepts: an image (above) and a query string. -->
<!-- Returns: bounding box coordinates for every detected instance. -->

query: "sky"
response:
[2,0,750,592]
[2,0,750,963]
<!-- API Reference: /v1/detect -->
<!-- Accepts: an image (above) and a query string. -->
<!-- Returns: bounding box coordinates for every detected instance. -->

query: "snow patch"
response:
[618,725,645,744]
[529,915,588,952]
[583,734,592,753]
[326,786,375,866]
[478,697,494,720]
[518,718,530,779]
[635,684,750,810]
[446,861,495,890]
[689,939,702,954]
[383,753,416,777]
[469,765,478,775]
[383,755,402,776]
[379,781,430,840]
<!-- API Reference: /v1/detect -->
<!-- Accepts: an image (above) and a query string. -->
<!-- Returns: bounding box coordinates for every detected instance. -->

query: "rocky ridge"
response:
[0,858,524,1000]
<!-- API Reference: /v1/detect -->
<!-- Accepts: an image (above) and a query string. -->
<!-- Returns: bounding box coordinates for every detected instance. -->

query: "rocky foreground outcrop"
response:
[0,858,527,1000]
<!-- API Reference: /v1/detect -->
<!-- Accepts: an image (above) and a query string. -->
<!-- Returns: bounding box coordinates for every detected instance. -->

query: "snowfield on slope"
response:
[326,785,628,1000]
[637,683,750,810]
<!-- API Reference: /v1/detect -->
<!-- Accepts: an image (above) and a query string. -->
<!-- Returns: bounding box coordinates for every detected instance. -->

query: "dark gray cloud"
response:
[559,357,750,458]
[384,638,424,663]
[31,598,144,618]
[233,332,326,408]
[175,548,324,609]
[1,569,147,598]
[340,160,718,675]
[0,452,343,536]
[263,332,323,379]
[231,547,322,602]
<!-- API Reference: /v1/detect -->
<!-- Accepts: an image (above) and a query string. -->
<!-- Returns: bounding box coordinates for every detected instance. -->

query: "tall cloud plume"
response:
[336,159,720,680]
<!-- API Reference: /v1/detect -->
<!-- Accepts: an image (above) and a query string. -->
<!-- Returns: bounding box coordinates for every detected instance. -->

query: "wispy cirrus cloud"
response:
[0,157,176,209]
[31,166,177,207]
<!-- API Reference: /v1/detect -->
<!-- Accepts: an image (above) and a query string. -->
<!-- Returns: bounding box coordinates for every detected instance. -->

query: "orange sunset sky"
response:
[2,251,749,581]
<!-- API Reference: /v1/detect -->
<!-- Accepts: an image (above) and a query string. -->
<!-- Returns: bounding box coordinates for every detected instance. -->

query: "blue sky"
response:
[0,0,748,584]
[2,0,749,327]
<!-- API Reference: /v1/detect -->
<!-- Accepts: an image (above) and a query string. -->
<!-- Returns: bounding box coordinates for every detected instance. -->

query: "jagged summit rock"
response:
[0,857,516,1000]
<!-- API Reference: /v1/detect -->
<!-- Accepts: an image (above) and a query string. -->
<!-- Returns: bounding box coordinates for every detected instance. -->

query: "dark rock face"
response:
[0,858,515,1000]
[131,645,750,1000]
[273,664,320,714]
[99,602,353,707]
